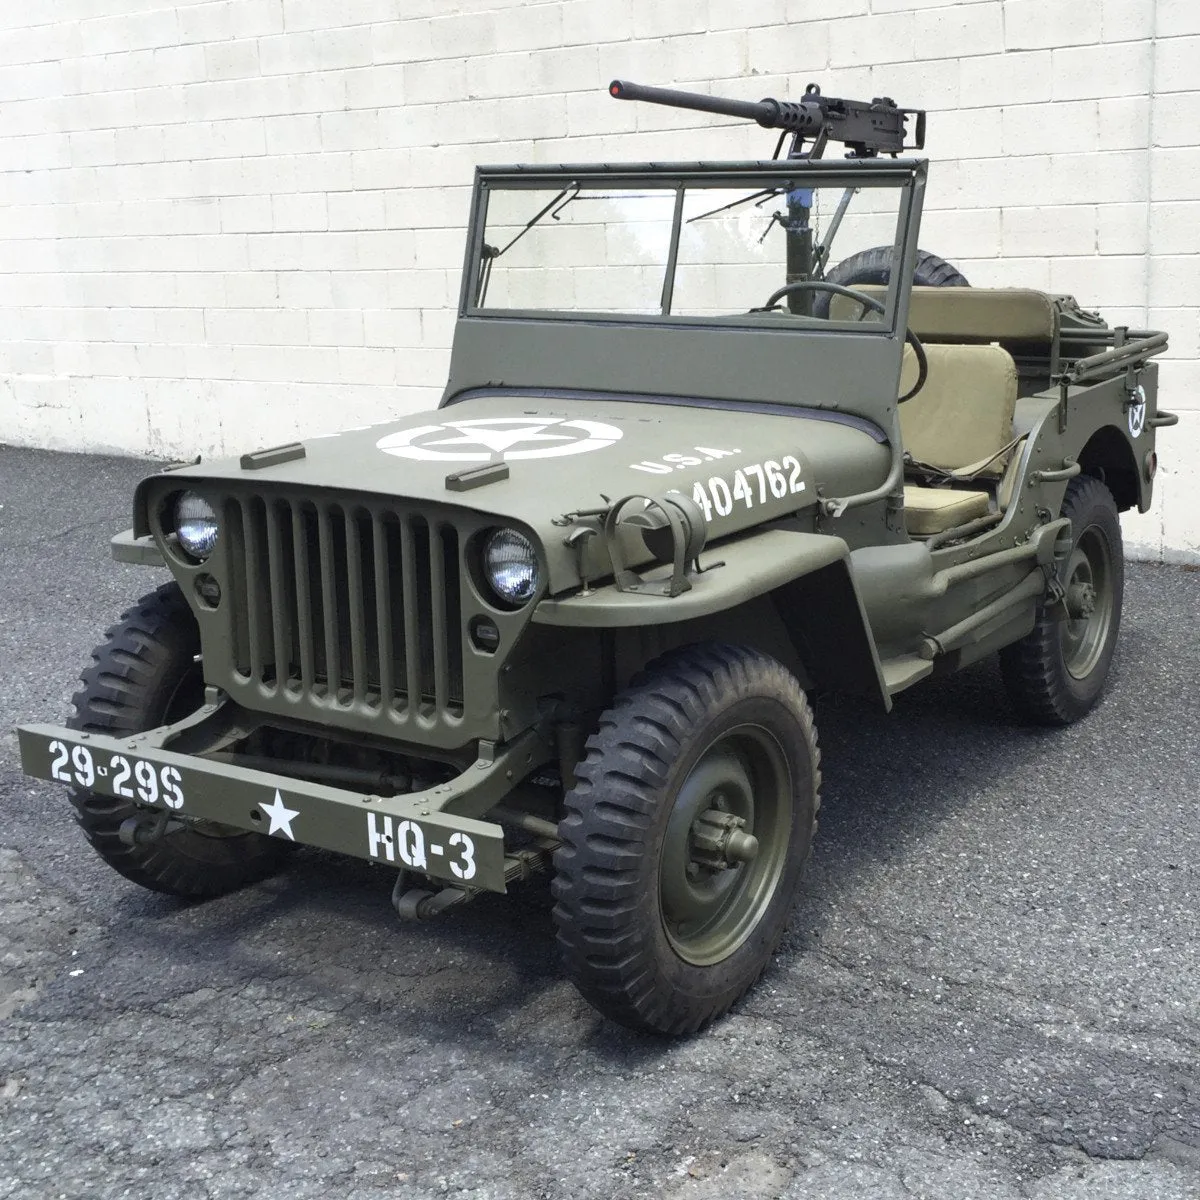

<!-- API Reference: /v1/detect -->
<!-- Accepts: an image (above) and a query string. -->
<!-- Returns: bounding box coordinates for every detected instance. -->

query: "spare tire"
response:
[814,247,968,316]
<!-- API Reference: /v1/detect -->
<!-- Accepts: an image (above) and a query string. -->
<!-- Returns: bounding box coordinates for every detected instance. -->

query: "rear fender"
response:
[1077,423,1142,513]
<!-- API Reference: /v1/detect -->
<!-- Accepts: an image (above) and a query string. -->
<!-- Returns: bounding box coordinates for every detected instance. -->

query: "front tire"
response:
[552,644,820,1035]
[1000,476,1124,725]
[67,583,291,898]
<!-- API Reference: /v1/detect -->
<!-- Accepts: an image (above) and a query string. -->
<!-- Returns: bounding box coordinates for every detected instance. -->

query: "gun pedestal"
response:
[784,188,814,317]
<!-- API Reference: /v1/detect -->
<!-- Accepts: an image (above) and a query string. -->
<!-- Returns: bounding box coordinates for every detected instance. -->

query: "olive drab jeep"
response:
[17,81,1176,1035]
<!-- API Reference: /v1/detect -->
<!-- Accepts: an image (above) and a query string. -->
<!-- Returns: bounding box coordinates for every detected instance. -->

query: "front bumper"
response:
[16,723,544,894]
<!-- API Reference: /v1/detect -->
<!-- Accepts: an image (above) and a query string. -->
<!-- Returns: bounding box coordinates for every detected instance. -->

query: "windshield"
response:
[469,173,909,327]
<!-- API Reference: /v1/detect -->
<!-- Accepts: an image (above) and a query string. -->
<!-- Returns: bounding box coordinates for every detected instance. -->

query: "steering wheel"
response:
[760,280,928,403]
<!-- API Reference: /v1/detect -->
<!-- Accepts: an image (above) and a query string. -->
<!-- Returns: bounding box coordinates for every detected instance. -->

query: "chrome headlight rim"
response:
[482,527,540,609]
[173,490,220,562]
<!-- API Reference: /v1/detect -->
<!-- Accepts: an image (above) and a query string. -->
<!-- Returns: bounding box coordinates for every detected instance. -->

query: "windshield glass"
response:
[470,174,908,326]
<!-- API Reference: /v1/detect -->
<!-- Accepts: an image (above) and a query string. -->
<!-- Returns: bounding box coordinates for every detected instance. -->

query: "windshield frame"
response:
[459,160,923,337]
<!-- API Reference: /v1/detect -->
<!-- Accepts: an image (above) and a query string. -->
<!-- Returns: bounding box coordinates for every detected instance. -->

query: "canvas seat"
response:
[902,485,990,536]
[829,285,1057,344]
[897,342,1020,536]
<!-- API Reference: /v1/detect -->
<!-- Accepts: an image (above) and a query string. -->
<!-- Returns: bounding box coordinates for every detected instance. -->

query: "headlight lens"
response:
[483,528,539,606]
[175,491,219,560]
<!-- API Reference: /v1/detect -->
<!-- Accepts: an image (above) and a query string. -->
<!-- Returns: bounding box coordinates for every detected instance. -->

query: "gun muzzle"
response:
[609,79,823,135]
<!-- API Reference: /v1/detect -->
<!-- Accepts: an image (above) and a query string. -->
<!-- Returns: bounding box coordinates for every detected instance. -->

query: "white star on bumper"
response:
[259,790,300,840]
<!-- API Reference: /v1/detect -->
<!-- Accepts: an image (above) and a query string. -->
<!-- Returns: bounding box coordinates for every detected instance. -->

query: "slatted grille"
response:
[225,495,464,720]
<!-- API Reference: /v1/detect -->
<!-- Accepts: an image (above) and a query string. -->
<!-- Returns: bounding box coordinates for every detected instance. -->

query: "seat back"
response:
[899,343,1018,477]
[829,286,1057,343]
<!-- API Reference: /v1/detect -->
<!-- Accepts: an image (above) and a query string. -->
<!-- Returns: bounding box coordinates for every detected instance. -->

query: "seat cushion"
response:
[899,343,1019,477]
[903,485,990,536]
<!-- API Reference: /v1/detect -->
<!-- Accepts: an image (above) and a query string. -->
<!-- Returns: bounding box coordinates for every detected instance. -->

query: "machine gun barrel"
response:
[608,79,924,159]
[609,79,824,135]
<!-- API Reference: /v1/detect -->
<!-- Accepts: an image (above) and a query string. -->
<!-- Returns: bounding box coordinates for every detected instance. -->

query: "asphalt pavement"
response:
[1,443,1198,1200]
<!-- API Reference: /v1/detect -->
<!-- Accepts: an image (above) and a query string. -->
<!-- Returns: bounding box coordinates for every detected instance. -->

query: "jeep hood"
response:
[148,391,891,588]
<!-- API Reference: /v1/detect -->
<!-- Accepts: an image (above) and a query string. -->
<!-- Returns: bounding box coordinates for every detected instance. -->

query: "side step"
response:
[880,653,934,696]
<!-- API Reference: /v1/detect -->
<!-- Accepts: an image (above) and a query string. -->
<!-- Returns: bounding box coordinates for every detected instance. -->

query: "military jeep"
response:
[18,81,1175,1035]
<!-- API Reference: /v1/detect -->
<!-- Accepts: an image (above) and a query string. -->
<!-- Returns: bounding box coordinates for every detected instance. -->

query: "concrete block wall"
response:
[0,0,1196,559]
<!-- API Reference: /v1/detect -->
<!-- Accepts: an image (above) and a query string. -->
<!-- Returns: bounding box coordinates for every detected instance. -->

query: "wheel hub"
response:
[1058,525,1114,681]
[690,807,759,870]
[1066,580,1097,619]
[658,731,794,967]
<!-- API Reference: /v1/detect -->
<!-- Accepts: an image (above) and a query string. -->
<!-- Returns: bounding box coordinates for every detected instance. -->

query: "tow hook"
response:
[118,811,186,846]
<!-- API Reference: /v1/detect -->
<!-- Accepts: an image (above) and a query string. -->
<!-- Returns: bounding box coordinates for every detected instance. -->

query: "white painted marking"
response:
[378,417,622,463]
[1128,385,1147,439]
[448,832,477,881]
[396,820,428,870]
[367,812,395,862]
[259,790,300,840]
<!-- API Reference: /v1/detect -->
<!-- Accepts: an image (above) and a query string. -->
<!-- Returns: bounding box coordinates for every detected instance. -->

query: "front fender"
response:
[532,528,890,710]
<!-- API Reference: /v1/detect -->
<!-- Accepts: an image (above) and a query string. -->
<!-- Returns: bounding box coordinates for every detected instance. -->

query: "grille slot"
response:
[226,495,464,721]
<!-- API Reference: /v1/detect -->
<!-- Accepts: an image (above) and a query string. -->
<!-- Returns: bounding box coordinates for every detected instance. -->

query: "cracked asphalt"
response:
[1,442,1198,1199]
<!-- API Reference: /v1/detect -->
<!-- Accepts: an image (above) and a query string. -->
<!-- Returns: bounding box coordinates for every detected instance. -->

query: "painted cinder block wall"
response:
[1,0,1197,559]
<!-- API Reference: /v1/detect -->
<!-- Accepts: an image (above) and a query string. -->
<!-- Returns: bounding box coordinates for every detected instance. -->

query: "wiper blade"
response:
[685,187,782,224]
[477,182,582,306]
[485,182,582,261]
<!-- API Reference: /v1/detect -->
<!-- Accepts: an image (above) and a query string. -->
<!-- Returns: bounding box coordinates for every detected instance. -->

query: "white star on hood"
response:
[259,790,299,840]
[423,422,574,454]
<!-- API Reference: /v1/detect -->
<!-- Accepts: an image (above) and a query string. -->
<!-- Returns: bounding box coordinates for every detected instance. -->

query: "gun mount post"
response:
[785,188,814,316]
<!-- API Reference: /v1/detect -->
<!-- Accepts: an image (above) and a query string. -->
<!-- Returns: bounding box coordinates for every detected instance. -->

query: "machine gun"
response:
[608,79,924,161]
[609,79,926,315]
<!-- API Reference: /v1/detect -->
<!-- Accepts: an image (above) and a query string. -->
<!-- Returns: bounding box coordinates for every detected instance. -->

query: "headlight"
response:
[175,491,219,561]
[483,528,539,606]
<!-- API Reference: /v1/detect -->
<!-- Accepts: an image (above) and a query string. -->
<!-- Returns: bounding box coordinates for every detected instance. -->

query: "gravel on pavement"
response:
[1,443,1197,1199]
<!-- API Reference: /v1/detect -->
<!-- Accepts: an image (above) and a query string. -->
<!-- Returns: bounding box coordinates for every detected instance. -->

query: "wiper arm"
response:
[685,187,781,224]
[477,183,581,306]
[483,182,582,261]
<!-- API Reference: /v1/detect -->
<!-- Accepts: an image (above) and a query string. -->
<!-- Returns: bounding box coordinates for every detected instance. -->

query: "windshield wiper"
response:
[685,187,782,224]
[477,183,581,306]
[482,183,581,262]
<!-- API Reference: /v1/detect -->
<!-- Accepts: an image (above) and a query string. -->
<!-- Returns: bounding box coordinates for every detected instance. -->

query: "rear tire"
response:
[67,583,291,898]
[999,476,1124,725]
[552,644,820,1035]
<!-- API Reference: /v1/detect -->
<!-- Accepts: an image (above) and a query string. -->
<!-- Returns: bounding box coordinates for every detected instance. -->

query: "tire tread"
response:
[66,582,289,898]
[552,643,820,1035]
[1000,475,1124,726]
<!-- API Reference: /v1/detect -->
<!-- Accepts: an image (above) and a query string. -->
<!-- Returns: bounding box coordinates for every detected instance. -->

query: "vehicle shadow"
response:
[802,620,1147,916]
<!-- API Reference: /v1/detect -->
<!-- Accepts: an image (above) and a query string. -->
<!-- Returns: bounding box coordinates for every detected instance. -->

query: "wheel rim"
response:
[1060,524,1114,681]
[658,724,792,967]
